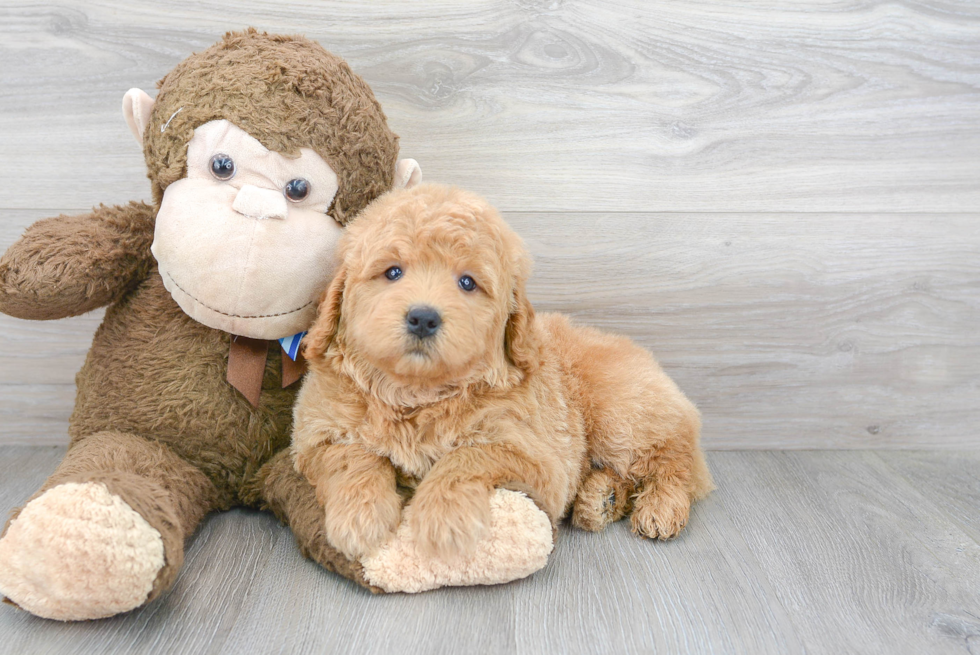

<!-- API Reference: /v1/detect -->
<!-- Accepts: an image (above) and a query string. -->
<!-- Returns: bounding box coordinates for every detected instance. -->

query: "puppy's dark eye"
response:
[385,266,403,281]
[209,154,235,180]
[458,275,477,292]
[284,178,310,202]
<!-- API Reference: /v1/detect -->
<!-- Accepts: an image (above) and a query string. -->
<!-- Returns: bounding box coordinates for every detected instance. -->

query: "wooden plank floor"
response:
[1,446,978,654]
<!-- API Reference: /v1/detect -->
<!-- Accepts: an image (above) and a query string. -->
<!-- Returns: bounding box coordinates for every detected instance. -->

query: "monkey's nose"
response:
[232,184,288,220]
[406,306,442,339]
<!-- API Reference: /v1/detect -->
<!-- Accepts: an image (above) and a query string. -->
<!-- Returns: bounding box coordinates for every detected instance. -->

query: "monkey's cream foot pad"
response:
[361,489,554,593]
[0,482,165,621]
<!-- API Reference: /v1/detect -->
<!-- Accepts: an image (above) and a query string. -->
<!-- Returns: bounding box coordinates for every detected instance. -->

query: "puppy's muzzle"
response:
[405,306,441,340]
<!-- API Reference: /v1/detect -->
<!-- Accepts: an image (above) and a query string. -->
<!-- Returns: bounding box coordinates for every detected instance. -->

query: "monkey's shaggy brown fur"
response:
[0,30,397,609]
[292,184,714,564]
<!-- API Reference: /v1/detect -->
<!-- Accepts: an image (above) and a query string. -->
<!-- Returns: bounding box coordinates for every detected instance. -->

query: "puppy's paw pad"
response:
[571,469,631,532]
[0,482,164,621]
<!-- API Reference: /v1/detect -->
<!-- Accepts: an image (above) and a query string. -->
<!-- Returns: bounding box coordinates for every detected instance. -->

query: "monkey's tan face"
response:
[340,212,512,387]
[152,120,343,339]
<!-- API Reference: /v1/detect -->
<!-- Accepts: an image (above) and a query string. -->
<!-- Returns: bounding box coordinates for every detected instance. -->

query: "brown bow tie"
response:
[226,336,307,407]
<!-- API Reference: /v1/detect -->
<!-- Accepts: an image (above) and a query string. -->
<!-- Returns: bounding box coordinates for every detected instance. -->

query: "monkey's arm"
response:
[0,202,156,320]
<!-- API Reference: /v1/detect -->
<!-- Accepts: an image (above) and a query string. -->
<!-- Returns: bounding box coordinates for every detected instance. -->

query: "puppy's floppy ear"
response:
[303,266,347,360]
[504,252,539,376]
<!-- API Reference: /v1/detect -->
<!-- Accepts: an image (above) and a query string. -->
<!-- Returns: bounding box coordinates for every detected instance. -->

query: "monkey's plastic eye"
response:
[284,178,310,202]
[209,154,235,180]
[458,275,477,292]
[385,266,403,281]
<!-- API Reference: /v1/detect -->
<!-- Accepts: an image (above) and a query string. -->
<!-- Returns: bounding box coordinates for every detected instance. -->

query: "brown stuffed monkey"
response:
[0,30,555,620]
[0,30,424,620]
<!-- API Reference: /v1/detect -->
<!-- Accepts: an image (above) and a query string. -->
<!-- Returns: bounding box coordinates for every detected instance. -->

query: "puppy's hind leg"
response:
[542,313,714,540]
[628,441,697,540]
[626,392,714,540]
[571,466,634,532]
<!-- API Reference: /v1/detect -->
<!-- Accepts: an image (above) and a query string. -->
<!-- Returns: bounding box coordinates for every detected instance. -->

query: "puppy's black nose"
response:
[406,306,442,339]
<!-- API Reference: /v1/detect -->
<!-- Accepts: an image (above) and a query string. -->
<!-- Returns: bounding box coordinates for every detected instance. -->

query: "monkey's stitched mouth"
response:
[164,271,314,319]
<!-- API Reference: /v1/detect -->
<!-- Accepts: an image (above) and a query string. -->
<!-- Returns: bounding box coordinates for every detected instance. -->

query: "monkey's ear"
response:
[394,159,422,189]
[302,266,347,361]
[122,88,155,144]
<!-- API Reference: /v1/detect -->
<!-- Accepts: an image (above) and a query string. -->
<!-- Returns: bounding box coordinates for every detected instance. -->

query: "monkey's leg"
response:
[0,431,217,620]
[248,449,380,591]
[0,202,156,320]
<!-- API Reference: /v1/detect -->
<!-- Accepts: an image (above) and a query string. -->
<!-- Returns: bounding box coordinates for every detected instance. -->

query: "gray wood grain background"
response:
[0,0,978,448]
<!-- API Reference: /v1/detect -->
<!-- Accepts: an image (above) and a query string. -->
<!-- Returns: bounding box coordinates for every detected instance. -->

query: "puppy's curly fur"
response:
[292,184,713,561]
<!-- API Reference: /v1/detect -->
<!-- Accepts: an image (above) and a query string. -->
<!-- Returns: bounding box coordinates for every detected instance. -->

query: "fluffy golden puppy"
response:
[292,184,713,562]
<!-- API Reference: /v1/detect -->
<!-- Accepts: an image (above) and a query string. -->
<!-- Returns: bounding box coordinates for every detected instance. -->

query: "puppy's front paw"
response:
[630,486,690,540]
[408,482,491,560]
[324,487,402,560]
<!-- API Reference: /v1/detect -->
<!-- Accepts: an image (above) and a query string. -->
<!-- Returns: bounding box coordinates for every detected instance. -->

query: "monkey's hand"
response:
[0,202,156,320]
